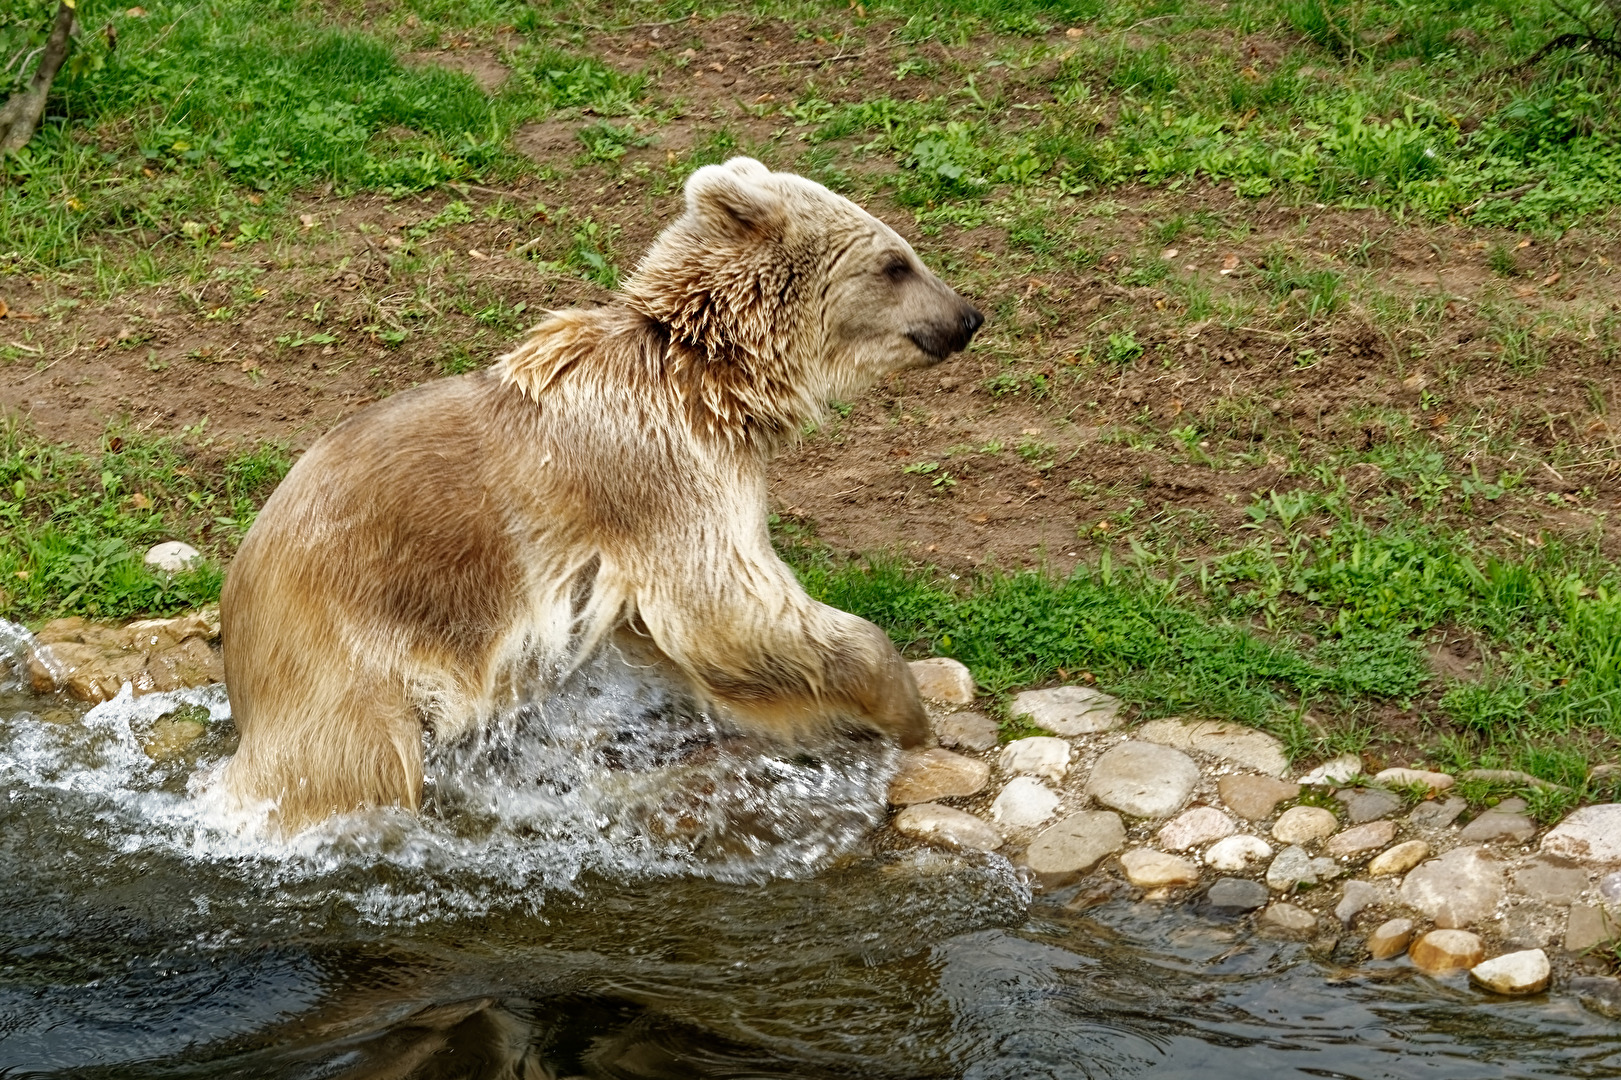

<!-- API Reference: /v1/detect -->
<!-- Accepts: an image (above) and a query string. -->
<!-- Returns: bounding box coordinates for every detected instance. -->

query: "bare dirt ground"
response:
[2,14,1619,574]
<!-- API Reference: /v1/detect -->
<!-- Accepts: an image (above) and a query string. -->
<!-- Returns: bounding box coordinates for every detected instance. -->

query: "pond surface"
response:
[1,633,1618,1080]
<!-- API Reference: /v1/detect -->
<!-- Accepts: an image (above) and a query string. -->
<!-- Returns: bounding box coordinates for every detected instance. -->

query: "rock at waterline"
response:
[990,776,1061,829]
[1335,880,1381,924]
[1299,754,1362,786]
[1601,870,1621,904]
[1365,918,1415,959]
[1271,805,1338,844]
[1399,846,1505,928]
[892,803,1003,852]
[1409,929,1486,974]
[141,713,207,761]
[1459,811,1537,844]
[888,748,990,805]
[908,658,977,705]
[1025,811,1126,887]
[1367,840,1429,877]
[1120,848,1200,888]
[144,540,201,573]
[1373,767,1455,792]
[1571,976,1621,1020]
[1133,718,1289,777]
[1266,845,1340,891]
[1541,804,1621,866]
[1510,856,1590,905]
[1206,834,1272,872]
[1217,774,1299,821]
[1261,902,1317,934]
[1206,877,1269,913]
[1470,949,1551,996]
[934,711,999,752]
[1326,820,1397,858]
[1336,788,1404,824]
[1157,806,1236,852]
[1009,685,1125,735]
[1085,741,1199,819]
[999,736,1071,782]
[27,613,223,704]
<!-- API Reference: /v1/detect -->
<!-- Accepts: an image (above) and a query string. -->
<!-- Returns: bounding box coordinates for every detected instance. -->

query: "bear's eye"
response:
[882,256,912,283]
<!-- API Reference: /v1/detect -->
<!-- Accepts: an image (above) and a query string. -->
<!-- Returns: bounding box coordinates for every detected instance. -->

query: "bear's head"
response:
[624,158,983,446]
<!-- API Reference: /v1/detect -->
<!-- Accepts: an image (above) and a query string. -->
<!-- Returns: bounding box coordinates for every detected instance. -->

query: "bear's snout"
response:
[909,301,984,362]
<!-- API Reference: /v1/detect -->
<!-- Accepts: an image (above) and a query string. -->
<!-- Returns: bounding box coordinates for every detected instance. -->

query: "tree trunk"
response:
[0,1,77,154]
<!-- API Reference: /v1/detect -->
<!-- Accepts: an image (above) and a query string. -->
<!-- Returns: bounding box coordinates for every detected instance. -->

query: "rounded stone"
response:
[1409,929,1486,974]
[1025,811,1127,887]
[144,541,201,573]
[1337,788,1404,824]
[1326,819,1397,858]
[1600,870,1621,904]
[1373,767,1455,792]
[1266,844,1340,891]
[1367,839,1430,877]
[1120,848,1201,888]
[1470,948,1551,995]
[1085,741,1199,819]
[1541,804,1621,866]
[1299,754,1362,785]
[1335,880,1380,924]
[990,776,1061,829]
[1206,876,1269,912]
[1408,796,1467,829]
[1157,806,1237,852]
[1217,774,1300,821]
[1399,846,1505,928]
[999,736,1071,782]
[908,658,977,704]
[893,803,1003,852]
[1366,917,1415,959]
[1272,805,1338,844]
[1010,685,1124,735]
[1459,811,1536,843]
[888,748,990,805]
[1134,717,1288,777]
[1261,902,1317,934]
[1205,834,1273,872]
[934,711,999,752]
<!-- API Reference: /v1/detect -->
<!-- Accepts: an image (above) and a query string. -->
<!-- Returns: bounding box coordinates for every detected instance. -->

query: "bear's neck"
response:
[493,307,823,458]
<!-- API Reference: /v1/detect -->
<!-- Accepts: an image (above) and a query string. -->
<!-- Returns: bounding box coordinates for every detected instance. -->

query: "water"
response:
[0,627,1617,1079]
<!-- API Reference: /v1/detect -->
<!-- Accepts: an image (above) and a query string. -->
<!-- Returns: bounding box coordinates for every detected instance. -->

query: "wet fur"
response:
[220,159,982,830]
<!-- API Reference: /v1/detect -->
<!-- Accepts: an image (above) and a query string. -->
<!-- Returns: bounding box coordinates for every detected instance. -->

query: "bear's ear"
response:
[683,158,786,243]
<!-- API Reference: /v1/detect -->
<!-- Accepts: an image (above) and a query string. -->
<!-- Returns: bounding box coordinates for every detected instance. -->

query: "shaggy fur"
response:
[220,158,984,831]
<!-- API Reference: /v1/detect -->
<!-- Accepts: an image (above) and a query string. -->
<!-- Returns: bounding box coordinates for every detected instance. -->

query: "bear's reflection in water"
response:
[326,995,836,1080]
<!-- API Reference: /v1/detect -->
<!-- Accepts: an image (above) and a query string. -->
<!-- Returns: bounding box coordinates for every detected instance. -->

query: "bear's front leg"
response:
[633,553,930,748]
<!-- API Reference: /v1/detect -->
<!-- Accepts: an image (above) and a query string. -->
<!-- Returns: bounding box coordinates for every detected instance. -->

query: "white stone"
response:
[1157,806,1236,852]
[1120,848,1201,888]
[1300,754,1362,786]
[990,776,1061,829]
[1206,834,1273,872]
[1542,805,1621,867]
[1470,949,1551,995]
[934,711,998,751]
[1009,685,1124,735]
[1261,902,1317,933]
[1373,767,1455,792]
[144,541,201,573]
[999,736,1071,782]
[1266,844,1340,890]
[888,748,990,805]
[1399,846,1505,928]
[908,658,976,704]
[1272,805,1339,844]
[892,803,1003,852]
[1085,741,1199,819]
[1134,718,1288,777]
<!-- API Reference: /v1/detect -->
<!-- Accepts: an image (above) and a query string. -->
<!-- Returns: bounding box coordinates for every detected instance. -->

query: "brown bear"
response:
[219,157,983,831]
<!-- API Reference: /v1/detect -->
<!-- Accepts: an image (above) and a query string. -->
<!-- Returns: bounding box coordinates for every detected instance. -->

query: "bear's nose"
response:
[962,306,984,339]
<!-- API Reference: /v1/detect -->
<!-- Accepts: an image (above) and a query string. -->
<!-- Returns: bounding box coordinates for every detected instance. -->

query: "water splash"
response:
[0,628,904,922]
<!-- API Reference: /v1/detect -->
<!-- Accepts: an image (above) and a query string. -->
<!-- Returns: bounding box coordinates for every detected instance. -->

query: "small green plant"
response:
[1105,332,1144,365]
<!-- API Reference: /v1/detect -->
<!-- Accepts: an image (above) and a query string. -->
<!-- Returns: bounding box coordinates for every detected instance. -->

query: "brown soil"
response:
[3,12,1619,575]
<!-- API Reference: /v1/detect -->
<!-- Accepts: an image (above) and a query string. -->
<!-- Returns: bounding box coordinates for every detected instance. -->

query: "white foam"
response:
[0,631,903,922]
